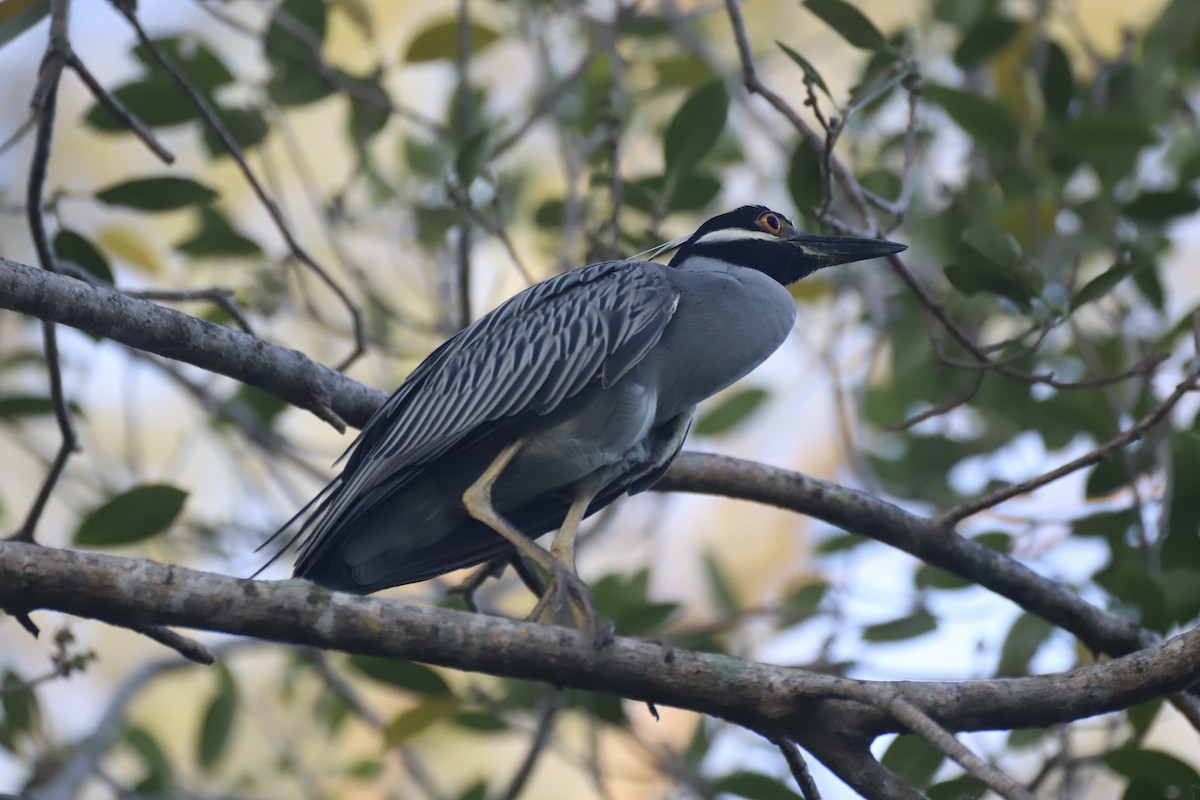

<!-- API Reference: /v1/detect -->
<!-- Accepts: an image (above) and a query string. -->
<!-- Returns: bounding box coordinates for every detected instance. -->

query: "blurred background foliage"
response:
[0,0,1198,798]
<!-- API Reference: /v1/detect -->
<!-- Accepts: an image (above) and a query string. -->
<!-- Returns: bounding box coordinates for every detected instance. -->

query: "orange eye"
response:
[757,212,783,235]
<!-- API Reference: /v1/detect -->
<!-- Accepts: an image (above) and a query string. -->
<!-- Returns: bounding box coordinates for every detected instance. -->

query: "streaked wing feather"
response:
[281,260,680,572]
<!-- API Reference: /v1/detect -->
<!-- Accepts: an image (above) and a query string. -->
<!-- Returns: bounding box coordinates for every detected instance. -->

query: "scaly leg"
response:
[526,479,604,643]
[462,438,558,575]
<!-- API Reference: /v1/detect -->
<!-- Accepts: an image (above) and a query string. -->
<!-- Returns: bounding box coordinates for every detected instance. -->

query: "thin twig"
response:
[882,695,1036,800]
[126,287,253,334]
[770,737,823,800]
[883,371,985,432]
[14,0,78,545]
[66,49,174,164]
[113,5,366,371]
[127,623,214,664]
[0,113,36,158]
[453,0,475,330]
[941,364,1200,525]
[495,689,562,800]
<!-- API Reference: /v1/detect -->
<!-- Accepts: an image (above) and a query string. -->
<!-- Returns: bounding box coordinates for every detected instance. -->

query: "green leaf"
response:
[344,69,391,146]
[1050,114,1157,157]
[702,552,740,614]
[802,0,890,53]
[881,734,944,789]
[960,225,1021,270]
[348,655,452,697]
[846,60,908,117]
[953,14,1020,69]
[1126,698,1163,736]
[694,387,769,436]
[265,0,326,66]
[711,770,803,800]
[53,230,113,283]
[1085,457,1127,497]
[455,129,492,186]
[197,666,238,771]
[996,612,1053,676]
[780,582,826,622]
[73,484,188,547]
[0,395,54,418]
[663,80,728,179]
[787,139,823,217]
[384,699,459,746]
[862,610,937,642]
[817,532,868,553]
[175,207,262,258]
[0,0,49,51]
[924,83,1019,150]
[457,780,488,800]
[777,42,831,97]
[453,710,508,732]
[96,176,218,212]
[652,55,715,88]
[945,225,1032,306]
[914,564,972,591]
[133,37,234,95]
[1121,189,1200,222]
[1070,262,1142,312]
[84,78,198,132]
[126,727,174,795]
[1008,727,1049,748]
[346,758,384,779]
[267,59,334,107]
[533,198,564,229]
[943,264,1031,306]
[1103,748,1200,792]
[201,107,269,156]
[1,670,38,740]
[926,775,986,800]
[1040,41,1073,118]
[404,19,500,63]
[229,385,288,427]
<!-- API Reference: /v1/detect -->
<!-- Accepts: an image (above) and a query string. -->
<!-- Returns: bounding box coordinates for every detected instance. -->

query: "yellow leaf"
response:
[97,226,163,276]
[789,279,836,304]
[383,699,458,747]
[992,24,1044,132]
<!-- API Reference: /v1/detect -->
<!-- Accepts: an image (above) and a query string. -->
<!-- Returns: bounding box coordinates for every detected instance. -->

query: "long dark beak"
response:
[785,230,907,266]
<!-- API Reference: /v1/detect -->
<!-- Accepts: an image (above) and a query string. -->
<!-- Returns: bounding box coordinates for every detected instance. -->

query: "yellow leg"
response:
[463,442,605,644]
[462,438,557,574]
[527,481,602,641]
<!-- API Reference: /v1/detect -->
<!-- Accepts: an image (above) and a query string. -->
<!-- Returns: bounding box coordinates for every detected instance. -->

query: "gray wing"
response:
[263,259,681,573]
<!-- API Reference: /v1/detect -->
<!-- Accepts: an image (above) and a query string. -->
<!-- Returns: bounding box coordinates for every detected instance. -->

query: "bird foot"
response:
[526,561,610,649]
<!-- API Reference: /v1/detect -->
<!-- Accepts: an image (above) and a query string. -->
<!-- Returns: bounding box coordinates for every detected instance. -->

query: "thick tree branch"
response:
[2,542,1199,744]
[0,257,371,431]
[657,455,1153,658]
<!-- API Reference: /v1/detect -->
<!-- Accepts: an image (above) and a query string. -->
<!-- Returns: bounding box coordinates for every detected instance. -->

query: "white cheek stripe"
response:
[693,228,781,245]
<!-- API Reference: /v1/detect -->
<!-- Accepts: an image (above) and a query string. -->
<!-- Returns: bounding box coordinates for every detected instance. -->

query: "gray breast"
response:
[649,260,797,421]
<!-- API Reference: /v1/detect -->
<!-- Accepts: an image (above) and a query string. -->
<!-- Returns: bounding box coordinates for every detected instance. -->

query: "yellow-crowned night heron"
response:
[260,205,904,629]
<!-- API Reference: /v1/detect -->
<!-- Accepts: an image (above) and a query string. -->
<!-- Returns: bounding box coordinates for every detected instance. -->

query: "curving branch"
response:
[2,542,1199,781]
[0,257,374,432]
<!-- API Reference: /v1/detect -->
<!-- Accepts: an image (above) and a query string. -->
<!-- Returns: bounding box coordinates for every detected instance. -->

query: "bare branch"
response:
[14,0,78,544]
[496,689,561,800]
[66,49,174,165]
[0,258,364,431]
[3,542,1200,743]
[770,737,823,800]
[112,4,367,371]
[941,364,1200,525]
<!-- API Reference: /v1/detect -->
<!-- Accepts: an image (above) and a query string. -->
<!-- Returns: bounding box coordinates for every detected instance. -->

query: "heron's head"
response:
[667,205,906,285]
